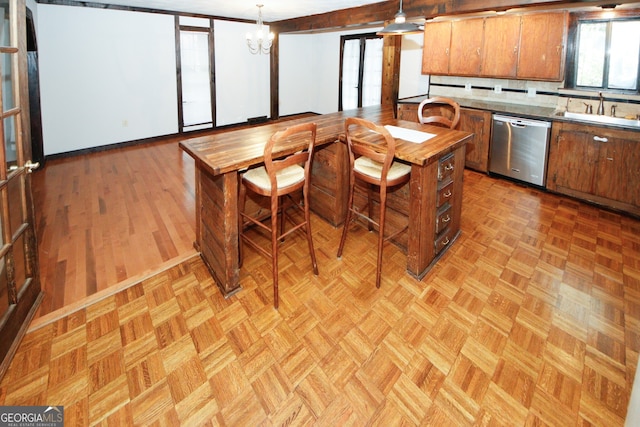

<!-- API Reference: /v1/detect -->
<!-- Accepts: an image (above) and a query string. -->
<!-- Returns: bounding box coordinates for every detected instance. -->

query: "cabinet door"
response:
[422,21,451,75]
[593,129,640,206]
[547,122,598,194]
[481,15,520,78]
[449,18,484,76]
[517,12,568,80]
[397,103,418,122]
[459,108,491,172]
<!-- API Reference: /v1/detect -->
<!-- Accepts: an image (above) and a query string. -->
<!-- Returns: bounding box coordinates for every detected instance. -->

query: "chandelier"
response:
[246,4,274,55]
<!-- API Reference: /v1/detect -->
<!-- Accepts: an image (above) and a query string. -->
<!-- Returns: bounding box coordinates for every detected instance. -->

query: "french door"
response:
[177,16,214,132]
[0,0,43,380]
[339,34,383,111]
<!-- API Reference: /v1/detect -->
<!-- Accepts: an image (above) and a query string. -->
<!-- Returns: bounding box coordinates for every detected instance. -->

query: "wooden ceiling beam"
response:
[271,0,615,33]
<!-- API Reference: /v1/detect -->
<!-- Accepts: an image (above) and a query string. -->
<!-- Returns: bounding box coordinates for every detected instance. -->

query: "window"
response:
[339,34,383,111]
[571,17,640,92]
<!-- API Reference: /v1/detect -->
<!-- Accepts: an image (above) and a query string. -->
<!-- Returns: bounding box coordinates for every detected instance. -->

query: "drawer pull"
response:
[441,237,450,246]
[443,190,452,198]
[444,164,454,171]
[593,136,608,142]
[442,215,451,223]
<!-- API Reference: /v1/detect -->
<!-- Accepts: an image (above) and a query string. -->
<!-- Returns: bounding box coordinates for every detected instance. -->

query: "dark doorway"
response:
[27,8,44,167]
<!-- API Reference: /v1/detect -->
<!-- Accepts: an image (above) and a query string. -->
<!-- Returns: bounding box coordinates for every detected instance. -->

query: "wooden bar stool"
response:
[238,122,319,309]
[418,96,461,129]
[337,117,411,289]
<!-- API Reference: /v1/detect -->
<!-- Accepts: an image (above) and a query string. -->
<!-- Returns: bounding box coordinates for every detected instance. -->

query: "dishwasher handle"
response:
[492,114,552,129]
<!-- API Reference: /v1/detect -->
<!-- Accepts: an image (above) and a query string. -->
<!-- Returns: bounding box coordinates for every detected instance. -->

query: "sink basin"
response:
[557,111,640,128]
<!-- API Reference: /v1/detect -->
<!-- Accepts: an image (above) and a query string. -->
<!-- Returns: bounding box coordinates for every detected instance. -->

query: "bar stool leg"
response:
[376,185,387,289]
[270,194,280,309]
[303,185,319,275]
[238,181,247,268]
[337,173,355,259]
[367,184,374,232]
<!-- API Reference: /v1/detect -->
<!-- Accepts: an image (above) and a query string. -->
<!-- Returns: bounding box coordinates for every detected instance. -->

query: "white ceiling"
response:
[85,0,389,22]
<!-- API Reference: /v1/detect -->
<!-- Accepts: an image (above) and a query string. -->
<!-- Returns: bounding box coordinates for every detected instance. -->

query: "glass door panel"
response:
[340,34,383,111]
[341,39,360,111]
[362,38,383,107]
[180,30,213,131]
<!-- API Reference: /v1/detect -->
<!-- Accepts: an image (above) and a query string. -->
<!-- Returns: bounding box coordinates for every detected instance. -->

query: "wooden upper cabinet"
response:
[422,21,451,75]
[481,15,521,78]
[517,11,568,81]
[421,11,568,81]
[449,18,484,76]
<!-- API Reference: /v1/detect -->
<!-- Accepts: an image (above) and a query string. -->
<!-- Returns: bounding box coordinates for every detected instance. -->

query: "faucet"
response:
[583,102,592,114]
[597,91,605,115]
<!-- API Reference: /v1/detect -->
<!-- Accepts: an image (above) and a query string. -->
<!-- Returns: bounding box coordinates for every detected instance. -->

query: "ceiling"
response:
[82,0,389,22]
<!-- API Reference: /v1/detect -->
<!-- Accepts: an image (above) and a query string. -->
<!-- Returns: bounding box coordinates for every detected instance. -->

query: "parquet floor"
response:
[2,167,639,425]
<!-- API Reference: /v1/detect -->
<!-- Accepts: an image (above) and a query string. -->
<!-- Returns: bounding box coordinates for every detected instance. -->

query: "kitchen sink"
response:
[556,111,640,128]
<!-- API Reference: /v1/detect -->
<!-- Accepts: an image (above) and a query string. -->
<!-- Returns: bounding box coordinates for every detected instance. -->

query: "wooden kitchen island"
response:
[179,106,471,297]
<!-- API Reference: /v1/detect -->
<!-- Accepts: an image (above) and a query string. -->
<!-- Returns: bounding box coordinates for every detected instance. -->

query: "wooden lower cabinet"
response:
[397,103,419,122]
[309,141,349,226]
[547,121,640,216]
[459,108,491,172]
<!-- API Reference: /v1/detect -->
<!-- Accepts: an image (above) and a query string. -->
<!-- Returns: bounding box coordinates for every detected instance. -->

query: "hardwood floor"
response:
[2,137,639,425]
[31,138,198,321]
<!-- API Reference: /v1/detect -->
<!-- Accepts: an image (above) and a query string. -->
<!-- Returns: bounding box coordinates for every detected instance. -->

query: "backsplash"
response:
[428,75,560,108]
[426,75,640,119]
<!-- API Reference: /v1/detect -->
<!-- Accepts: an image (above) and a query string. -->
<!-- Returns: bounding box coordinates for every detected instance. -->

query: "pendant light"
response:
[377,0,423,35]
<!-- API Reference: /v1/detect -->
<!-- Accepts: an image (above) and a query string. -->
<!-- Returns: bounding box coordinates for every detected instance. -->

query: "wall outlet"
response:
[122,119,128,127]
[464,83,472,92]
[527,88,536,97]
[494,85,502,94]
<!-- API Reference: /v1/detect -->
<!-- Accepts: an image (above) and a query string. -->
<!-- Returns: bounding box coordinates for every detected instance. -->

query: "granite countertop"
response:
[399,95,557,120]
[398,95,640,132]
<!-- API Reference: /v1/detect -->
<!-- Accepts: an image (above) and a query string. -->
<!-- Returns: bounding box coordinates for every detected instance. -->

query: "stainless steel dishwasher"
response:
[489,114,552,187]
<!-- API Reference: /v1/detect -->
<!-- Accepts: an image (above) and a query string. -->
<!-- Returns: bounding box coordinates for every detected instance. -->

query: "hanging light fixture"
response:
[246,4,274,54]
[377,0,423,35]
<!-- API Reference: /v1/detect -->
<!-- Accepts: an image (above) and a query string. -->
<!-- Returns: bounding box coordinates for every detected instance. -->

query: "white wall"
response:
[279,26,432,117]
[214,19,271,126]
[37,5,178,155]
[279,34,316,116]
[399,32,430,99]
[35,4,424,155]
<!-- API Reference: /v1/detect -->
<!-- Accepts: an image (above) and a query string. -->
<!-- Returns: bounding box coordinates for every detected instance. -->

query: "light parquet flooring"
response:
[2,166,640,425]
